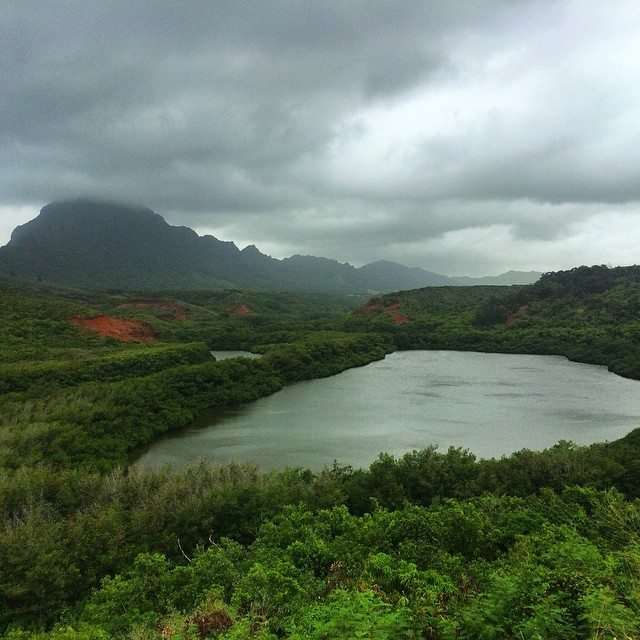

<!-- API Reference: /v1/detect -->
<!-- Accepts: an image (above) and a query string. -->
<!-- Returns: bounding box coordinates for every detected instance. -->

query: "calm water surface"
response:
[211,350,261,360]
[134,350,640,470]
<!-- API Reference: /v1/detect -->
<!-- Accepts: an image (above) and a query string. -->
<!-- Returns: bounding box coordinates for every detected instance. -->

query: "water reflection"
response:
[134,350,640,471]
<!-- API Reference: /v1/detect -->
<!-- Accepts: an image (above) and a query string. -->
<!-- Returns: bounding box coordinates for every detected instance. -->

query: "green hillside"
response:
[350,265,640,379]
[1,267,640,638]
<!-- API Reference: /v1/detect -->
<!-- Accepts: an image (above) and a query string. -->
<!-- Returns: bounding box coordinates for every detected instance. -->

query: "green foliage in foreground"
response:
[1,453,639,639]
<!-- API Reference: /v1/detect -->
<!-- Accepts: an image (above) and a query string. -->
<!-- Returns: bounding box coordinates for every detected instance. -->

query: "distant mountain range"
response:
[0,199,541,293]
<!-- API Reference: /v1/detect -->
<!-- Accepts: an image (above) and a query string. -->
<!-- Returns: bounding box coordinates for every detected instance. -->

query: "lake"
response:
[133,350,640,471]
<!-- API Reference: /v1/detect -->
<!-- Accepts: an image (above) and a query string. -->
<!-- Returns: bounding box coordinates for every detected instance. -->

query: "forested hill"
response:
[349,264,640,379]
[0,199,539,293]
[495,264,640,319]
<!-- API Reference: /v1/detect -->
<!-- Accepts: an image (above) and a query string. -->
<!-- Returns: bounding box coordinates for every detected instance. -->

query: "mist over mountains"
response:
[0,200,541,293]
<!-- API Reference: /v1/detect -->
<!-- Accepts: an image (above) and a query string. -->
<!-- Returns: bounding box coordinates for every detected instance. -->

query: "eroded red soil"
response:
[384,302,409,325]
[224,304,252,316]
[354,300,408,325]
[68,316,157,342]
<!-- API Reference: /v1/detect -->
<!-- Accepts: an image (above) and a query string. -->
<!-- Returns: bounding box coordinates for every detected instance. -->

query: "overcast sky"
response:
[1,1,639,276]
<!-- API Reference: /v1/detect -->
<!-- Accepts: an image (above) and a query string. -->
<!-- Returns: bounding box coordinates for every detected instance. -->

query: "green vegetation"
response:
[1,265,640,638]
[2,447,640,638]
[352,265,640,379]
[0,285,389,475]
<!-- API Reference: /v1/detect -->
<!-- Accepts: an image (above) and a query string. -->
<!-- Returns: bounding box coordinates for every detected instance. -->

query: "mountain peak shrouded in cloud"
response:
[0,200,540,292]
[10,199,162,243]
[2,2,640,274]
[1,200,241,290]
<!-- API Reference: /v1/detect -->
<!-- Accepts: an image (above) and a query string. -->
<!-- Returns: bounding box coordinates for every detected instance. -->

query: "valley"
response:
[1,263,640,638]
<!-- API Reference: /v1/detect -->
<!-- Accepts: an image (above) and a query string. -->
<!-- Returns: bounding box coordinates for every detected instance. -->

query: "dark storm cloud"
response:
[1,0,463,215]
[1,0,640,275]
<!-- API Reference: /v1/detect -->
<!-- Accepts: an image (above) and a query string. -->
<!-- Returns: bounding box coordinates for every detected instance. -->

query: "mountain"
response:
[0,199,540,293]
[451,270,542,286]
[358,260,454,288]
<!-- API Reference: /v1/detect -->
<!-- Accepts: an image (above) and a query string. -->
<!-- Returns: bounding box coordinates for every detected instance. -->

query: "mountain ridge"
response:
[0,199,541,293]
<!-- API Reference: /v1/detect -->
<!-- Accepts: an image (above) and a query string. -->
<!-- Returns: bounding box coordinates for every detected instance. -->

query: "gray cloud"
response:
[1,0,639,276]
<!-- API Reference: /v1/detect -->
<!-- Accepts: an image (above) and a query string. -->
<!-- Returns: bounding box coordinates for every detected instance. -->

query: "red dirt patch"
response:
[354,299,408,325]
[223,304,252,316]
[68,316,157,342]
[117,300,188,321]
[384,302,409,325]
[354,301,383,315]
